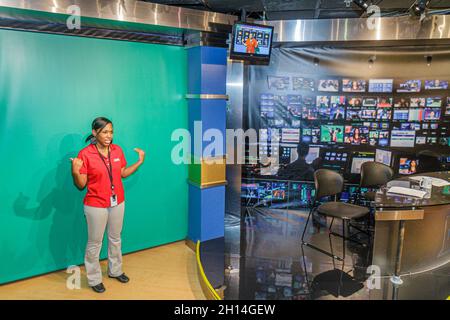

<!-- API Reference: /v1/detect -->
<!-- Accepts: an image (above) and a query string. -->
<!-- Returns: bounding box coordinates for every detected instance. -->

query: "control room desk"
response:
[371,171,450,299]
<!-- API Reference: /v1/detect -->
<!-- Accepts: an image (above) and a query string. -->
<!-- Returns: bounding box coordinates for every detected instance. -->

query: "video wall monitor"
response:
[393,109,409,121]
[377,97,393,108]
[410,97,426,107]
[293,77,315,91]
[390,130,416,147]
[344,125,369,145]
[281,128,300,143]
[408,108,425,121]
[397,80,421,92]
[350,152,375,174]
[398,157,419,175]
[394,97,410,108]
[230,22,274,65]
[425,80,448,90]
[301,126,321,144]
[342,79,366,92]
[318,79,339,92]
[320,125,344,143]
[424,108,441,121]
[375,149,392,166]
[426,97,442,107]
[368,79,393,93]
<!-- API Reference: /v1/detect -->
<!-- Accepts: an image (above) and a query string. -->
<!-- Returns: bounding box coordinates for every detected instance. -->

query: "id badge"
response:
[110,194,118,207]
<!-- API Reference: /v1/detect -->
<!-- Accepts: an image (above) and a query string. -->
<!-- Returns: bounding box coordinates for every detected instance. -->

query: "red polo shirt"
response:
[77,143,127,208]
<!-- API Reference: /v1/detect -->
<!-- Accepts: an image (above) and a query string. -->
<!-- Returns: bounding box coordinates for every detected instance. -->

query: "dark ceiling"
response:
[144,0,450,20]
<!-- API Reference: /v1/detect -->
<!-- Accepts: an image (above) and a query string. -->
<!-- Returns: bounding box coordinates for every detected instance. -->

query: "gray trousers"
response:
[84,202,125,286]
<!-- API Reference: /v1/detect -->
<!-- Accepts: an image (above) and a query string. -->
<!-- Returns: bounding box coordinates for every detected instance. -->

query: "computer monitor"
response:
[230,22,274,65]
[272,182,287,200]
[279,146,293,165]
[375,149,392,166]
[321,149,349,172]
[350,152,375,174]
[398,157,419,175]
[241,183,259,199]
[288,145,321,165]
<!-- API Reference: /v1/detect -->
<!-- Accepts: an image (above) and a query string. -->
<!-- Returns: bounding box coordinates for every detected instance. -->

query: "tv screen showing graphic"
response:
[363,97,378,107]
[425,80,448,90]
[342,79,366,92]
[293,77,315,91]
[368,79,393,93]
[424,108,441,121]
[390,130,416,147]
[399,157,419,175]
[281,128,300,143]
[410,97,426,107]
[394,97,410,108]
[377,97,393,108]
[397,80,421,92]
[320,125,344,143]
[230,22,274,64]
[426,97,442,107]
[318,79,339,92]
[344,125,369,145]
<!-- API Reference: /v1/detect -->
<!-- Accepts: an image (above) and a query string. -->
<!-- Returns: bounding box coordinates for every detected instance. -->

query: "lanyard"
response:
[95,145,115,193]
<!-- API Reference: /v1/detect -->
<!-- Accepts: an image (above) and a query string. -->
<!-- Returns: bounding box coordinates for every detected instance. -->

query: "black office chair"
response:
[360,161,394,202]
[301,169,370,262]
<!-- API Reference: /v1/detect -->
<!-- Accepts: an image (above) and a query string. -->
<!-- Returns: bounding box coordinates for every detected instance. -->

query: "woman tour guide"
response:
[71,117,145,293]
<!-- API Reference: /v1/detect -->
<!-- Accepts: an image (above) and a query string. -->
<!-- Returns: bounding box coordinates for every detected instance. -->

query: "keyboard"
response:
[387,186,427,199]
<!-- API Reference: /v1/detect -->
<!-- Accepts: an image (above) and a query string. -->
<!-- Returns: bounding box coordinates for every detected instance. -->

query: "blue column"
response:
[187,46,228,243]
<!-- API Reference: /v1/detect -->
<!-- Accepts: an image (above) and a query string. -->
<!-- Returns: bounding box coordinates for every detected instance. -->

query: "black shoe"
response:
[108,273,129,283]
[91,283,106,293]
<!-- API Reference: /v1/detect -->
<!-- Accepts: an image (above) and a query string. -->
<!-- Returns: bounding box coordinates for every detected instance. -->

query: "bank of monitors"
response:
[375,149,392,166]
[350,151,375,175]
[398,157,420,175]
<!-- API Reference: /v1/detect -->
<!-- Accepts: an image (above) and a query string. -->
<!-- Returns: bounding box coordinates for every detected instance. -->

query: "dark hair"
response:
[85,117,113,143]
[297,142,310,158]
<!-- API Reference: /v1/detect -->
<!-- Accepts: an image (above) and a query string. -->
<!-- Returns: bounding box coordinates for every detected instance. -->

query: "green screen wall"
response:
[0,29,188,284]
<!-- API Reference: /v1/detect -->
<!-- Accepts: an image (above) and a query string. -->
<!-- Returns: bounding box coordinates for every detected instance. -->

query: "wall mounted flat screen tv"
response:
[230,22,274,65]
